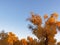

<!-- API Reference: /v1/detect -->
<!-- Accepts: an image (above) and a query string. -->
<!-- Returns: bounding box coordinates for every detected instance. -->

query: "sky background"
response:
[0,0,60,42]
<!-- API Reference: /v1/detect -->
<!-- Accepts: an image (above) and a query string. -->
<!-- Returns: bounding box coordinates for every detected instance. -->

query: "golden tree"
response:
[27,12,60,45]
[20,38,27,45]
[27,36,34,45]
[8,32,18,45]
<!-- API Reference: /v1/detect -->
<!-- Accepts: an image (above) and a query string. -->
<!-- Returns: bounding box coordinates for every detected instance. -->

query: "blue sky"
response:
[0,0,60,42]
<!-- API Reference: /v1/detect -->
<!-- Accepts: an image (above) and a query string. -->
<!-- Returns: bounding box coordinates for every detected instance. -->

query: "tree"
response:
[27,12,60,45]
[20,38,27,45]
[27,36,34,45]
[0,30,9,45]
[8,32,18,45]
[13,40,20,45]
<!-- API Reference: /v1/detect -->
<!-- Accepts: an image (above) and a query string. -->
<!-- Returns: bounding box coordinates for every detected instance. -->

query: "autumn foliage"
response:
[0,12,60,45]
[28,12,60,45]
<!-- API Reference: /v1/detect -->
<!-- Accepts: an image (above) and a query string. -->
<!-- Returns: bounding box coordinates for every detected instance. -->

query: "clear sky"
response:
[0,0,60,42]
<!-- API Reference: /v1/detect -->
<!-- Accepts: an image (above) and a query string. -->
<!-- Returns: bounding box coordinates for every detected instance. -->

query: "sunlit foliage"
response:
[0,12,60,45]
[28,12,60,45]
